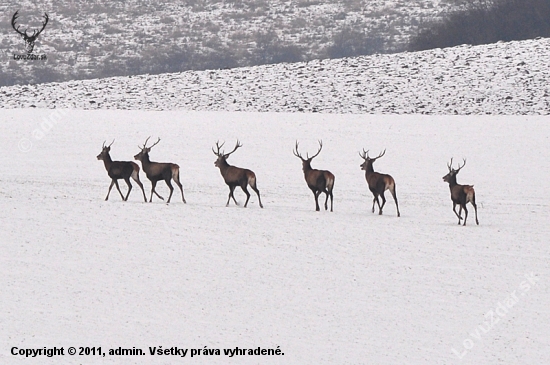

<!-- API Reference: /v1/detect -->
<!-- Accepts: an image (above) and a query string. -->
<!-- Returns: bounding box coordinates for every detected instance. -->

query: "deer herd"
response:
[97,137,479,226]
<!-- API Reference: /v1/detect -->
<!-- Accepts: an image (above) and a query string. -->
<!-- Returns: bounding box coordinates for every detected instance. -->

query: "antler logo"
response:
[11,10,49,54]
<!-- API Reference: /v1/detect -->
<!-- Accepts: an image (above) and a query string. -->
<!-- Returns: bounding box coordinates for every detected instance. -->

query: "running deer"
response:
[212,140,263,208]
[442,158,479,226]
[293,140,335,212]
[359,149,400,217]
[134,137,186,204]
[97,140,147,202]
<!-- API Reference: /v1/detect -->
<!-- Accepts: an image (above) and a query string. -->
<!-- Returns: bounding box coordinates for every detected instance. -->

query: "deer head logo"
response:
[11,10,49,54]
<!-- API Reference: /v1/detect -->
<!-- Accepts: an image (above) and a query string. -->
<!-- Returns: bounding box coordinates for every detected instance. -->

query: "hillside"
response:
[1,37,549,114]
[0,0,462,86]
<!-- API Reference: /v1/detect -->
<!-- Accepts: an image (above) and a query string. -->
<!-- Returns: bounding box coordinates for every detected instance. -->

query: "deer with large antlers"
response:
[11,10,48,54]
[212,140,263,208]
[134,137,186,204]
[97,140,147,202]
[293,140,335,212]
[442,158,479,226]
[359,149,400,217]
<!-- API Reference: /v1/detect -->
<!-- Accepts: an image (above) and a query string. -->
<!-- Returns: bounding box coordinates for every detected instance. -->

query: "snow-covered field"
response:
[2,38,550,115]
[1,109,548,364]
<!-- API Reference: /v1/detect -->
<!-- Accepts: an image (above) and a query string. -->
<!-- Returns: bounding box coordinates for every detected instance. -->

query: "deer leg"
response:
[373,195,383,214]
[150,181,165,202]
[105,180,115,201]
[241,185,251,208]
[390,186,400,217]
[114,180,125,200]
[462,205,469,226]
[371,196,376,213]
[379,192,387,215]
[227,185,238,206]
[172,170,186,203]
[123,177,132,201]
[165,179,175,204]
[471,200,479,225]
[131,172,147,202]
[327,190,333,212]
[313,190,320,211]
[250,184,263,208]
[452,203,462,223]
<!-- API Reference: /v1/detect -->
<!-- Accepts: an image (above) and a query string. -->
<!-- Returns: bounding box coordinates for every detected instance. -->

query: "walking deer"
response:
[442,158,479,226]
[293,140,334,212]
[212,140,263,208]
[97,140,147,202]
[359,149,400,217]
[134,137,186,204]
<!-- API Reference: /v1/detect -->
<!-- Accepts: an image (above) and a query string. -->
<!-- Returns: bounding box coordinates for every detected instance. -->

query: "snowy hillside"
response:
[0,0,460,86]
[2,38,550,114]
[1,109,549,364]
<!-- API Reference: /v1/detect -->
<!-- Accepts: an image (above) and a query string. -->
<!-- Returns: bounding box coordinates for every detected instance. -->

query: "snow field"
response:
[0,109,549,364]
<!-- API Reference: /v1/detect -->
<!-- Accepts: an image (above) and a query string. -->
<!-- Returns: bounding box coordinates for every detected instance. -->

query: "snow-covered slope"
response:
[0,109,549,364]
[2,38,550,114]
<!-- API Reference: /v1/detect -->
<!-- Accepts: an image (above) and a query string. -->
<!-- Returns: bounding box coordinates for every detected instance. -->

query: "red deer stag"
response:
[293,140,335,212]
[97,140,147,202]
[212,140,263,208]
[442,158,478,226]
[134,137,186,204]
[359,149,400,217]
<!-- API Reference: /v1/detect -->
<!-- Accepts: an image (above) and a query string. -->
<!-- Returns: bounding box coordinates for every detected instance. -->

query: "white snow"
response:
[1,38,550,114]
[0,109,549,364]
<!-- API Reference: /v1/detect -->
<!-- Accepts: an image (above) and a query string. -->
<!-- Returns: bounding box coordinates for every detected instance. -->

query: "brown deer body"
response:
[134,137,186,204]
[97,140,147,202]
[443,158,478,226]
[359,149,400,217]
[212,140,263,208]
[293,140,335,212]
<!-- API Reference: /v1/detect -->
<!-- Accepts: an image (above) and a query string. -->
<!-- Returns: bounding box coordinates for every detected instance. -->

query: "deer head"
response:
[96,139,115,160]
[442,158,466,183]
[359,149,385,171]
[12,10,48,54]
[212,140,242,168]
[134,136,160,161]
[293,140,323,172]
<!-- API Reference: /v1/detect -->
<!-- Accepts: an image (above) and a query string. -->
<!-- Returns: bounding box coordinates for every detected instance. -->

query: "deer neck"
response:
[365,162,375,175]
[102,153,113,170]
[447,175,458,189]
[217,159,231,174]
[302,161,313,175]
[140,154,153,170]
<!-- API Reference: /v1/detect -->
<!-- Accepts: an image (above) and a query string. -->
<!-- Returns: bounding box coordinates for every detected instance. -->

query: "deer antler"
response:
[447,158,454,172]
[34,13,48,37]
[11,10,25,37]
[359,148,369,160]
[308,140,323,160]
[212,141,225,156]
[293,140,305,160]
[11,11,48,39]
[375,149,386,159]
[456,158,466,172]
[139,136,151,149]
[224,140,242,158]
[149,137,161,149]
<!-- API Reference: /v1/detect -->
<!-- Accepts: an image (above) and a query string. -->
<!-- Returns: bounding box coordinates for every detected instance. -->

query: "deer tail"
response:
[247,171,257,188]
[131,162,140,180]
[171,163,180,182]
[325,172,335,192]
[464,185,475,202]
